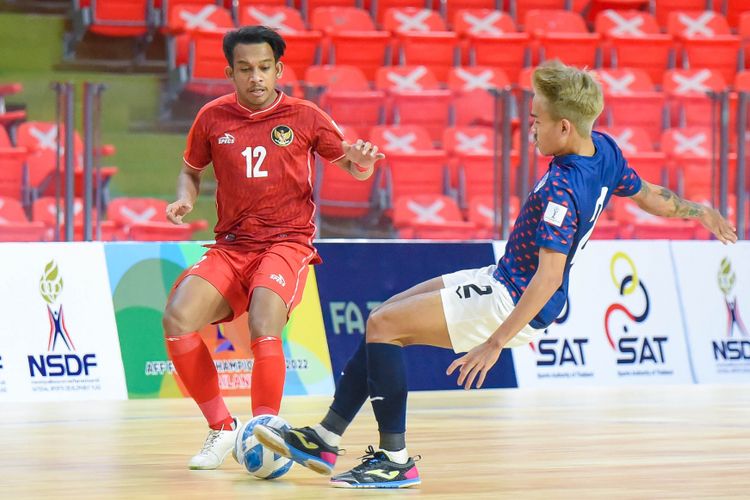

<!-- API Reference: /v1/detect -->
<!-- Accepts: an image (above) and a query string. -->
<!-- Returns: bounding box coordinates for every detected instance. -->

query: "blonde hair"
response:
[532,60,603,137]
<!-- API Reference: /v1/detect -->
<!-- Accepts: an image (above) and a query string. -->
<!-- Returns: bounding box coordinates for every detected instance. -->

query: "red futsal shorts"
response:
[173,241,316,323]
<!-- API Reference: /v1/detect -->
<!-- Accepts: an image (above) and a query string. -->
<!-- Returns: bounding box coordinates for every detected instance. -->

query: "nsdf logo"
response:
[27,261,97,378]
[605,252,668,366]
[712,257,750,362]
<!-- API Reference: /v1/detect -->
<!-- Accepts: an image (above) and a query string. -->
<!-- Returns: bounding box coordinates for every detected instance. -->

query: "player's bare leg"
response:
[163,276,240,470]
[246,286,290,417]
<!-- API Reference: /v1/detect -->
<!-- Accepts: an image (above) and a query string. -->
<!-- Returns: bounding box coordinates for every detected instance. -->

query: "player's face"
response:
[227,42,282,110]
[530,94,565,156]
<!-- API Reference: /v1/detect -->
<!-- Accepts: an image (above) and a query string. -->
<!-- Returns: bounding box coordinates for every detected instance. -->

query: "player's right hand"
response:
[166,199,193,224]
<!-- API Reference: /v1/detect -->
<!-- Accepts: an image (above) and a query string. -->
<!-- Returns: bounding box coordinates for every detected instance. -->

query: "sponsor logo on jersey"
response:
[270,273,286,287]
[271,125,294,147]
[218,133,235,144]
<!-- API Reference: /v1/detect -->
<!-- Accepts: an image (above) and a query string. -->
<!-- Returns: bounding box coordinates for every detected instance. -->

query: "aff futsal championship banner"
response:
[103,242,335,399]
[315,241,519,391]
[672,241,750,383]
[0,243,127,401]
[508,241,694,387]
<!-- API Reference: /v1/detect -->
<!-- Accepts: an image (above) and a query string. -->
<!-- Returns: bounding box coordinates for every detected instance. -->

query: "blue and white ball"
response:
[235,414,293,480]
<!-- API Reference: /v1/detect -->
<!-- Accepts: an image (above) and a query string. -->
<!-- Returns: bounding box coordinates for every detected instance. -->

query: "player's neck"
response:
[237,89,280,112]
[557,135,595,157]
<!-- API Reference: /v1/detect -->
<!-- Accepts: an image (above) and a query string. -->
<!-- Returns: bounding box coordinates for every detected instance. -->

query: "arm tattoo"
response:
[657,187,705,218]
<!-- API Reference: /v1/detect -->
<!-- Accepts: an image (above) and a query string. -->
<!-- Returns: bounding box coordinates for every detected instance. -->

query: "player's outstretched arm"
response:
[166,165,201,224]
[629,180,738,244]
[447,248,566,390]
[333,139,385,180]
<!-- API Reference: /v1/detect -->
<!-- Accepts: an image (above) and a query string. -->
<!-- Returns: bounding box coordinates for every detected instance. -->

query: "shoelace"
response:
[199,429,222,454]
[352,445,386,470]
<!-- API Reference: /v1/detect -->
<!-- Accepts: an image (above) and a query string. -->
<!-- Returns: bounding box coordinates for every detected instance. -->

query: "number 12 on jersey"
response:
[242,146,268,178]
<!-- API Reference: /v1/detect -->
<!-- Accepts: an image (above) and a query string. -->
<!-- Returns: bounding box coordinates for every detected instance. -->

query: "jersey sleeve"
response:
[535,182,579,255]
[311,107,345,163]
[183,109,212,171]
[613,158,642,197]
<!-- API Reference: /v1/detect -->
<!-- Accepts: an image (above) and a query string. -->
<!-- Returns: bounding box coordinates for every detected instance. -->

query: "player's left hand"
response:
[699,207,738,245]
[342,140,385,171]
[446,339,503,390]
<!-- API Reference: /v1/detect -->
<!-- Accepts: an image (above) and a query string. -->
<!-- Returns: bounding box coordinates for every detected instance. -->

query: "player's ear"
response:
[560,118,571,136]
[225,65,233,80]
[275,61,284,79]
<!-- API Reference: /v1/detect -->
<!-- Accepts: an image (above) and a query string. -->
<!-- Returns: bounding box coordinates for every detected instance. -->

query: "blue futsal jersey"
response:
[493,131,642,329]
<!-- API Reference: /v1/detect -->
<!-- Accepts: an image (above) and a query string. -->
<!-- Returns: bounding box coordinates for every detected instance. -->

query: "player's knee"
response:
[366,308,396,343]
[162,303,196,336]
[248,317,283,341]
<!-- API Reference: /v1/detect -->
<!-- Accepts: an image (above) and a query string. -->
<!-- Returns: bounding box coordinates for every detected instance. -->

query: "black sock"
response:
[366,342,407,450]
[325,337,369,435]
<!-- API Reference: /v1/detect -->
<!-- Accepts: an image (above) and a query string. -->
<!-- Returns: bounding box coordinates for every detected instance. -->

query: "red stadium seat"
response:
[445,1,499,30]
[510,0,572,29]
[631,219,700,239]
[239,5,307,33]
[376,65,441,91]
[599,126,667,185]
[383,7,446,32]
[724,0,750,29]
[390,90,453,142]
[667,11,741,83]
[0,83,27,129]
[467,31,530,82]
[127,221,195,241]
[302,0,359,22]
[393,194,475,240]
[311,7,391,80]
[594,68,667,145]
[318,91,386,137]
[594,9,674,82]
[589,218,620,239]
[0,195,47,241]
[304,65,370,94]
[72,0,152,38]
[663,69,728,128]
[653,0,706,29]
[443,126,495,155]
[107,196,207,239]
[524,9,601,68]
[278,30,324,77]
[370,0,427,26]
[32,196,119,241]
[369,125,434,153]
[395,32,459,82]
[457,151,515,207]
[741,13,750,71]
[316,148,381,218]
[448,66,510,127]
[16,121,117,201]
[385,150,449,207]
[166,3,233,34]
[0,126,30,201]
[467,194,520,233]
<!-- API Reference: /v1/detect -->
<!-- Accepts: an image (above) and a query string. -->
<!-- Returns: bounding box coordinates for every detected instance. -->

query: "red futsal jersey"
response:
[183,91,345,253]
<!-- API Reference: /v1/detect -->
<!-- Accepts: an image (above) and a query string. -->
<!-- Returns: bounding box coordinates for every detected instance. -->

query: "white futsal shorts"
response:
[440,264,544,353]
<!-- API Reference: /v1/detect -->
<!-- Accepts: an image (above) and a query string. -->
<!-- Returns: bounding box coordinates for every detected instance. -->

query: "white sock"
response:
[312,424,341,447]
[381,448,409,464]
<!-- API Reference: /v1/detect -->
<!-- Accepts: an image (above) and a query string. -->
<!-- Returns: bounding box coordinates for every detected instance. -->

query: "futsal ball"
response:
[235,414,294,480]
